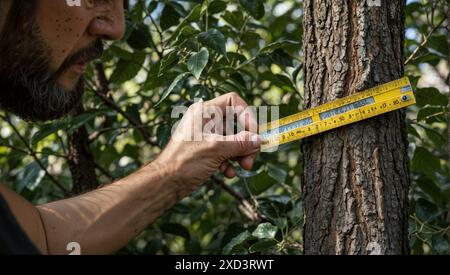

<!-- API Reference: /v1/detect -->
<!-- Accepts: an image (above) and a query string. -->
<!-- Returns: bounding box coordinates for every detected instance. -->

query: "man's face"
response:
[0,0,125,121]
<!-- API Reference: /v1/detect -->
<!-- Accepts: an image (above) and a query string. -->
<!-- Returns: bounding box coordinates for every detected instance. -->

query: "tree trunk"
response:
[67,102,99,195]
[302,0,410,255]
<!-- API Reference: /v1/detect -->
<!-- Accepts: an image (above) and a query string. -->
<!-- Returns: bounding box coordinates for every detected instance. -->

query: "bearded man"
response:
[0,0,261,255]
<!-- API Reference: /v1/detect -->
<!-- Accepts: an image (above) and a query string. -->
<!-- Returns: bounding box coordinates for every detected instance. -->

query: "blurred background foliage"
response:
[0,0,449,255]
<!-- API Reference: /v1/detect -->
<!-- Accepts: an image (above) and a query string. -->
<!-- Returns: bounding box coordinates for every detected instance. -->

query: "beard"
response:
[0,21,103,121]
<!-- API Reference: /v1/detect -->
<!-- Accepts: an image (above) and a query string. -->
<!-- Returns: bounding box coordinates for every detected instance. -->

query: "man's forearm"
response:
[37,160,184,255]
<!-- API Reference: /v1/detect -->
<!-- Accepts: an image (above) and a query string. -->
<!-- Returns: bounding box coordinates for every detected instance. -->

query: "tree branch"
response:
[404,16,447,65]
[92,89,157,146]
[0,114,69,196]
[0,142,67,159]
[62,80,100,196]
[212,176,263,224]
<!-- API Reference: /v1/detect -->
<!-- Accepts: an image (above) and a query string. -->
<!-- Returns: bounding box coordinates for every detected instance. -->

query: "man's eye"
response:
[86,0,112,8]
[85,0,95,9]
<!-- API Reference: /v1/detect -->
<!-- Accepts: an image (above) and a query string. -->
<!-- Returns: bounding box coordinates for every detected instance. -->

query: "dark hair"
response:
[1,0,36,30]
[0,0,37,74]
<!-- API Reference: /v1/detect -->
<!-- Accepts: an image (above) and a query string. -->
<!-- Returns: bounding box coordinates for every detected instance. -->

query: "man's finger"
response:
[220,161,230,173]
[203,93,258,133]
[224,166,236,178]
[239,154,256,171]
[209,131,261,159]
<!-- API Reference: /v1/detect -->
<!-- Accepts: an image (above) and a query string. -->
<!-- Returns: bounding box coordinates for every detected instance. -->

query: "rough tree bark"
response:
[67,102,99,196]
[302,0,410,254]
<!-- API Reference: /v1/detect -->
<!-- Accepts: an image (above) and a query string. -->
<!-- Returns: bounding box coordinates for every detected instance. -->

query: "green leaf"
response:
[235,166,259,178]
[405,2,422,14]
[267,163,288,184]
[144,239,163,255]
[416,176,443,205]
[415,87,448,107]
[417,106,447,123]
[428,35,449,57]
[172,203,191,214]
[287,200,304,225]
[241,31,261,50]
[223,231,251,254]
[188,48,210,79]
[16,158,48,193]
[292,63,303,83]
[67,108,113,134]
[239,0,265,19]
[189,85,211,100]
[147,1,158,14]
[247,172,278,195]
[431,234,449,255]
[270,49,294,67]
[262,195,291,205]
[159,50,180,76]
[249,239,277,253]
[160,4,181,31]
[156,122,172,148]
[127,23,152,50]
[155,72,190,107]
[198,28,228,59]
[423,127,446,148]
[166,5,202,45]
[411,147,441,175]
[170,2,188,18]
[31,121,66,147]
[415,198,439,222]
[260,71,296,93]
[273,218,288,229]
[407,125,421,139]
[160,223,190,240]
[222,10,245,29]
[252,223,278,239]
[208,1,227,14]
[260,40,301,54]
[110,51,146,84]
[109,46,133,60]
[31,109,111,146]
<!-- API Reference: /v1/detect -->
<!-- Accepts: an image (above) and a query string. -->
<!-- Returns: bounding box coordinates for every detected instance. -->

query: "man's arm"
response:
[0,93,261,255]
[0,185,47,253]
[36,161,185,254]
[0,161,182,255]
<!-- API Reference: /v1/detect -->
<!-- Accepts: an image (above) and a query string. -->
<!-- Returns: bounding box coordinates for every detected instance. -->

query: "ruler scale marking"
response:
[260,77,416,150]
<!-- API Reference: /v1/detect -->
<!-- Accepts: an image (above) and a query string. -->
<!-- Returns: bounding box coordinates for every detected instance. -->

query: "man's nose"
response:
[88,5,125,41]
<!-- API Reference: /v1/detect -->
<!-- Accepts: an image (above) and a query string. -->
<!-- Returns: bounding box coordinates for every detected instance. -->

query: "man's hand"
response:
[155,93,261,195]
[1,92,261,255]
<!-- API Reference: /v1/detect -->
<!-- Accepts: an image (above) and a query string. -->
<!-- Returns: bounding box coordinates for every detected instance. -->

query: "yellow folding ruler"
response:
[260,77,416,151]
